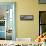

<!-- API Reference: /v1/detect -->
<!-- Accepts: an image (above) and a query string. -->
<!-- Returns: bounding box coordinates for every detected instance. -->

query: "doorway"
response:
[0,2,16,40]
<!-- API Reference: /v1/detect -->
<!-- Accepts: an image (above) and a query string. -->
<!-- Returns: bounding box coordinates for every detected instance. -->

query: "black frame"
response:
[39,11,40,36]
[39,11,46,36]
[20,15,34,21]
[0,21,5,26]
[39,0,46,4]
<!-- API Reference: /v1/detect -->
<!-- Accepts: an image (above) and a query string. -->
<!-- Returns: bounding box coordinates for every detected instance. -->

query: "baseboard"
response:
[16,38,32,42]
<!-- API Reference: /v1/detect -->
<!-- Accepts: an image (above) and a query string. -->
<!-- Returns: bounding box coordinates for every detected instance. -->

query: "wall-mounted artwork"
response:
[39,11,46,35]
[39,0,46,4]
[20,15,33,20]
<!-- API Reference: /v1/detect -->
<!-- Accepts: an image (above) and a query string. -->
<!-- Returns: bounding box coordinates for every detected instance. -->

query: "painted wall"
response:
[0,0,46,40]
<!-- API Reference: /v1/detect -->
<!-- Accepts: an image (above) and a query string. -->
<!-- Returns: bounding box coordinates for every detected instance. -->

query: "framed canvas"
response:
[20,15,34,20]
[39,11,46,35]
[39,0,46,4]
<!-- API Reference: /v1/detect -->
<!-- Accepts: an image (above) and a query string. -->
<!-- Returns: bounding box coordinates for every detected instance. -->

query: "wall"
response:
[16,0,34,39]
[0,0,46,40]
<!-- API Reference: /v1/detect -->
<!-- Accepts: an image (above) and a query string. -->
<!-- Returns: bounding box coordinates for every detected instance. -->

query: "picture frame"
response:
[20,15,34,21]
[39,0,46,4]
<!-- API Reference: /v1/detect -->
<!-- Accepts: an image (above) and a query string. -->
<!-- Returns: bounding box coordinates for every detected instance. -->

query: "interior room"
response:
[0,0,46,46]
